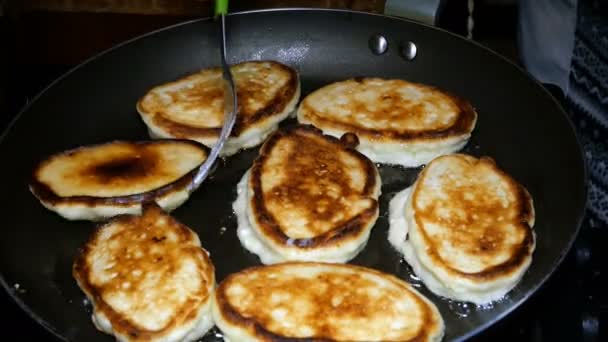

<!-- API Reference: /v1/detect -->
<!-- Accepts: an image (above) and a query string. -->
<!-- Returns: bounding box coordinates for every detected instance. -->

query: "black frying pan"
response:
[0,9,586,341]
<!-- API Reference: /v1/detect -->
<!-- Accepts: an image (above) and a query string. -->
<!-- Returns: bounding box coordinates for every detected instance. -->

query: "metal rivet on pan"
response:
[400,41,417,61]
[369,34,388,55]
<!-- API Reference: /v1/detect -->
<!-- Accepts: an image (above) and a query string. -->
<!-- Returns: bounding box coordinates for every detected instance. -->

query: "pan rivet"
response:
[369,34,388,55]
[400,41,417,61]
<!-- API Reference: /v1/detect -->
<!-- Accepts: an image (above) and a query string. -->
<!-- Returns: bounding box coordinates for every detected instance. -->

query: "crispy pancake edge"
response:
[412,154,535,282]
[213,262,443,342]
[297,77,478,144]
[29,140,209,208]
[136,60,299,138]
[72,203,216,341]
[249,125,380,250]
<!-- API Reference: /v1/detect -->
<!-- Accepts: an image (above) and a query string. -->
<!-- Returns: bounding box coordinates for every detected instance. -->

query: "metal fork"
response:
[189,0,237,192]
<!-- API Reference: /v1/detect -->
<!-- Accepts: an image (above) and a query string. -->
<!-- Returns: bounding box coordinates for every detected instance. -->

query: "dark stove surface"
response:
[1,66,606,342]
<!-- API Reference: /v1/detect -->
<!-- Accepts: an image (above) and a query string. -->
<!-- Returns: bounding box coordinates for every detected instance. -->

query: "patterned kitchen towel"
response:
[567,0,608,228]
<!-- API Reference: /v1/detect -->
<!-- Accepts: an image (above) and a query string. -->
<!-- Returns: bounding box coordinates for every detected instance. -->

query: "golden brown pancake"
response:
[388,154,535,304]
[137,60,300,156]
[233,125,381,264]
[297,77,477,167]
[212,262,444,342]
[73,203,216,342]
[30,140,208,221]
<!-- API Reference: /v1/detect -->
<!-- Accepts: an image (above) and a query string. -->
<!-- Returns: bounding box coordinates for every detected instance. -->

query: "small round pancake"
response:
[212,262,444,342]
[388,154,535,304]
[233,125,381,264]
[30,140,208,221]
[73,203,216,342]
[137,60,301,156]
[297,78,477,167]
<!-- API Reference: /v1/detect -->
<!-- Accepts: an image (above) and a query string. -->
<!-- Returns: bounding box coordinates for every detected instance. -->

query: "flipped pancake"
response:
[30,140,208,221]
[233,125,381,264]
[297,78,477,167]
[137,60,300,156]
[73,203,215,342]
[212,262,444,342]
[388,154,535,304]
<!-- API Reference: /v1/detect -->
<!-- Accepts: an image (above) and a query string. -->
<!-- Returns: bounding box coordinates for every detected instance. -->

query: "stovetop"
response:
[1,66,606,342]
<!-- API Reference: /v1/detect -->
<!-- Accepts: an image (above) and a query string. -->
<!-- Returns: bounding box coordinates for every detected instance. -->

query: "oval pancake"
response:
[388,154,535,304]
[30,140,208,221]
[297,78,477,167]
[212,262,444,342]
[73,203,216,342]
[233,125,381,264]
[137,60,301,156]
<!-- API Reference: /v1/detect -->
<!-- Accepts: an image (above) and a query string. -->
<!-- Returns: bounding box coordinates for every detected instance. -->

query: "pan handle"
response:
[384,0,446,25]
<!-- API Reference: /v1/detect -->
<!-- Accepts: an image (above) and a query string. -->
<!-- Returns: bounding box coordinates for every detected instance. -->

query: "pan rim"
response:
[0,8,588,342]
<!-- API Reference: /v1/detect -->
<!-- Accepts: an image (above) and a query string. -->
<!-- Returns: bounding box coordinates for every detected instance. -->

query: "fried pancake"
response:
[137,60,300,156]
[73,203,215,342]
[297,78,477,167]
[233,125,381,264]
[30,140,208,221]
[212,262,444,342]
[388,154,535,304]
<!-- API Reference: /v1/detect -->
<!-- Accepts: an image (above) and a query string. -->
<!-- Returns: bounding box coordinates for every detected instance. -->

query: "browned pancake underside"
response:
[413,155,534,280]
[73,204,214,341]
[73,145,164,189]
[299,77,476,142]
[250,125,379,249]
[30,140,208,206]
[139,61,298,137]
[215,263,441,341]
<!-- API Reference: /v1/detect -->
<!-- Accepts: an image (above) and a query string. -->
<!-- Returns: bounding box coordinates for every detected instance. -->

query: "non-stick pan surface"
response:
[0,9,586,341]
